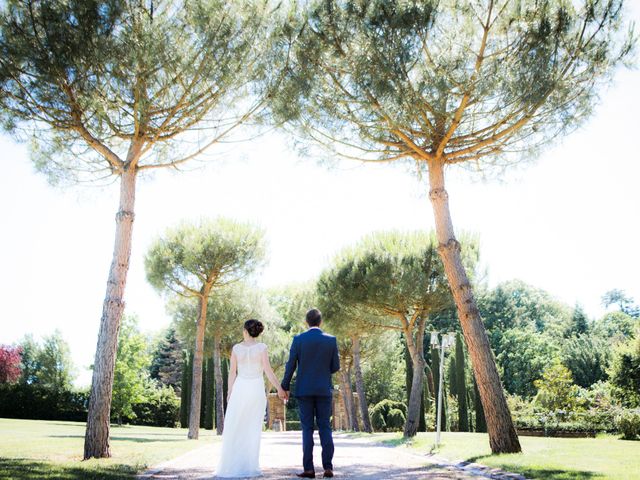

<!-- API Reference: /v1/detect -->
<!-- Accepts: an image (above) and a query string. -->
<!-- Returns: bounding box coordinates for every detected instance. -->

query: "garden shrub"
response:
[371,409,386,431]
[369,399,407,432]
[386,408,406,430]
[0,383,88,421]
[616,410,640,440]
[130,385,180,427]
[286,420,301,431]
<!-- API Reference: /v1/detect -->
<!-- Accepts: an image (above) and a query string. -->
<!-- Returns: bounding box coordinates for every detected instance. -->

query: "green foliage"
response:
[34,331,76,392]
[593,311,638,340]
[0,383,88,421]
[430,342,446,430]
[11,331,77,393]
[478,280,573,337]
[534,362,583,414]
[561,334,611,388]
[371,409,386,432]
[615,410,640,440]
[286,420,302,431]
[171,283,278,358]
[455,333,469,432]
[447,355,457,397]
[266,283,317,335]
[474,377,487,433]
[609,333,640,408]
[130,384,180,428]
[111,315,151,423]
[17,335,40,385]
[386,408,406,431]
[496,327,557,397]
[567,304,590,337]
[179,352,193,428]
[203,357,215,430]
[145,218,266,297]
[361,332,405,406]
[149,327,183,390]
[266,282,318,376]
[318,231,460,320]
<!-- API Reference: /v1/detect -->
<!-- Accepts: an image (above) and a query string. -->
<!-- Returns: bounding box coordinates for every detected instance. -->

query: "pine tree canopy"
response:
[271,0,635,170]
[0,0,281,184]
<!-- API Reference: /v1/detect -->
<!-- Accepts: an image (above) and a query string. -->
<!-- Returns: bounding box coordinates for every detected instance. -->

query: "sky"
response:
[1,9,640,388]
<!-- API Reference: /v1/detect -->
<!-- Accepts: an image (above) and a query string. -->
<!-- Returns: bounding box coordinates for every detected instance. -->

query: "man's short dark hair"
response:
[306,308,322,327]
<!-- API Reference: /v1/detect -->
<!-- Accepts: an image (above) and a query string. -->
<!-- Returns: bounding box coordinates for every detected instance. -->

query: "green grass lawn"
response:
[375,431,640,480]
[0,418,218,480]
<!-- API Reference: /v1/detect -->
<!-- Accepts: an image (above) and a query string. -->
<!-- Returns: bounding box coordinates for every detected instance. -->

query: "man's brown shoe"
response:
[323,470,334,478]
[296,471,316,478]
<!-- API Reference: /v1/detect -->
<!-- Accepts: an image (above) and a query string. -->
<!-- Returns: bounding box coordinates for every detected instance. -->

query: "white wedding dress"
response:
[216,342,267,478]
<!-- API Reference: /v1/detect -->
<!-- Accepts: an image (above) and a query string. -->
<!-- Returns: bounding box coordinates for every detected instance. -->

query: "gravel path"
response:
[137,431,518,480]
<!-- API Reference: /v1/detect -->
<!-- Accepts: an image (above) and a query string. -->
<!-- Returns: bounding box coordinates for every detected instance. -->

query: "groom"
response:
[281,308,340,479]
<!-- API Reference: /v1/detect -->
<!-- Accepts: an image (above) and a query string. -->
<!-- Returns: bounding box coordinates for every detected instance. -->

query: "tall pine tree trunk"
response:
[352,336,372,433]
[339,369,358,431]
[347,367,359,432]
[84,168,137,459]
[213,334,225,435]
[428,159,520,453]
[403,320,426,438]
[188,290,210,439]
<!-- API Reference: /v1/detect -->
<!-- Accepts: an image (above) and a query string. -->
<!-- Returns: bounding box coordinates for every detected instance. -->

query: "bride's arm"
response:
[227,349,238,401]
[261,346,285,395]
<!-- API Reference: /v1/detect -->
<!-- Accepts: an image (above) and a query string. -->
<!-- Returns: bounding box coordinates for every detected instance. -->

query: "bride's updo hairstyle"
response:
[244,319,264,338]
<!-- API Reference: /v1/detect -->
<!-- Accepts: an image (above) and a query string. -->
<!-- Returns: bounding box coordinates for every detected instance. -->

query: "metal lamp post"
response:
[430,331,455,449]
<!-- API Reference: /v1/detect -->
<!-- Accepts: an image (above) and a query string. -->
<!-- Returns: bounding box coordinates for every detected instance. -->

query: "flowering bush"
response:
[0,345,22,384]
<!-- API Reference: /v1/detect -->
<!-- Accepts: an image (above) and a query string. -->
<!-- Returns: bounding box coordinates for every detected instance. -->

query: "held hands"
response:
[277,387,289,403]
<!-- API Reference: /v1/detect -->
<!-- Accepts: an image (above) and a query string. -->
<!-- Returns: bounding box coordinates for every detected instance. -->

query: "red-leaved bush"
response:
[0,345,22,383]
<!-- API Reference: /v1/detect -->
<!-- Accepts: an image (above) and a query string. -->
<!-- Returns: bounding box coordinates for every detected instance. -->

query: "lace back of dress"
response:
[235,343,265,379]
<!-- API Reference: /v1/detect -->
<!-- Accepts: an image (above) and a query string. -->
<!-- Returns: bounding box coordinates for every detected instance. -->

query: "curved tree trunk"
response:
[213,333,225,435]
[352,336,372,433]
[339,369,357,431]
[403,317,426,438]
[428,159,521,454]
[188,291,210,439]
[84,168,137,459]
[346,367,359,432]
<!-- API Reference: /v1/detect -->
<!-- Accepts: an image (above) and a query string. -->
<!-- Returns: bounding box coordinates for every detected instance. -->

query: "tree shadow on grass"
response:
[505,467,604,480]
[48,435,180,443]
[461,455,605,480]
[0,458,136,480]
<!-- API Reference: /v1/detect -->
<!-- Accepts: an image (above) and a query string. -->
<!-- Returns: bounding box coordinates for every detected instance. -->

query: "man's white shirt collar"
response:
[308,326,321,330]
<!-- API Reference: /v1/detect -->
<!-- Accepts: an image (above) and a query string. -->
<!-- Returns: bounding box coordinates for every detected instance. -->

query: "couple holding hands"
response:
[217,308,340,479]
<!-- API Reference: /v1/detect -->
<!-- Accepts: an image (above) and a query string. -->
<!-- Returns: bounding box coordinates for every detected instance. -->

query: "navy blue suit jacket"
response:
[281,328,340,397]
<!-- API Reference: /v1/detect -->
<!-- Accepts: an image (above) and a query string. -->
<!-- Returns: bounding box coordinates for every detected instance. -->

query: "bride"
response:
[216,319,286,478]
